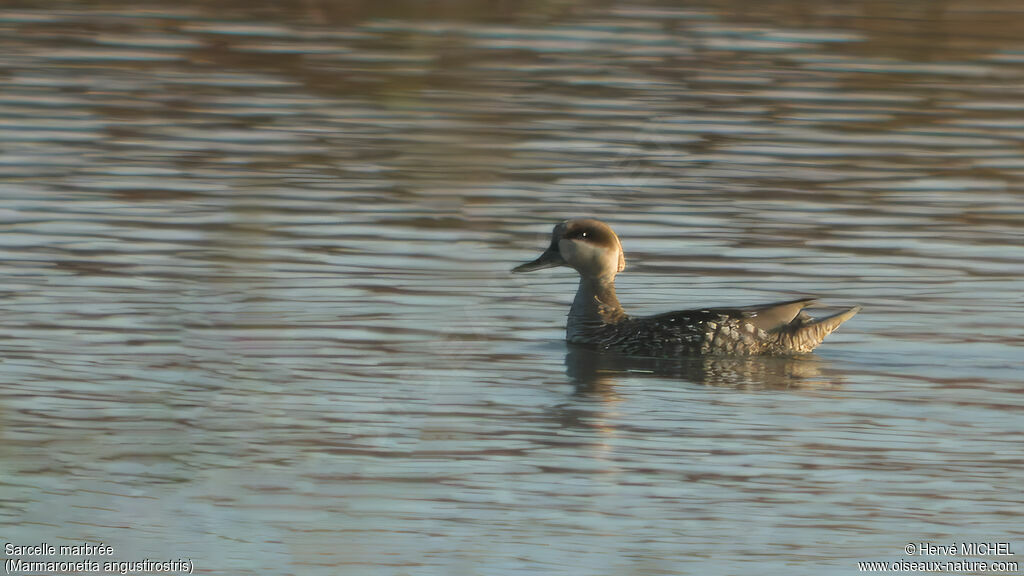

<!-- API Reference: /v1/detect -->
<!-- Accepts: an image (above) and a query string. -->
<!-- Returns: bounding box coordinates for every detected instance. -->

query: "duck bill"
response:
[512,247,565,273]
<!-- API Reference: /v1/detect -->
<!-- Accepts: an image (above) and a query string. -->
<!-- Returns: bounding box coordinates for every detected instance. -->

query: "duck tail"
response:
[782,305,862,353]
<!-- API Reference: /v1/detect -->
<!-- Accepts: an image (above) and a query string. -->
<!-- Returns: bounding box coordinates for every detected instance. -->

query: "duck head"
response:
[512,218,625,279]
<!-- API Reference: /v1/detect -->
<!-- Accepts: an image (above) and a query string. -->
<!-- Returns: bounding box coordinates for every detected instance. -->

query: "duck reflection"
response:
[565,344,841,394]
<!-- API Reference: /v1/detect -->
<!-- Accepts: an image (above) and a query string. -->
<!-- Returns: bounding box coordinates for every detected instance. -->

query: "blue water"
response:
[1,2,1022,575]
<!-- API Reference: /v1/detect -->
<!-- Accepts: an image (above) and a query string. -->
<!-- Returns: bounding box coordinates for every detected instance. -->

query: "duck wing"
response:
[629,297,859,355]
[648,297,817,332]
[724,297,818,331]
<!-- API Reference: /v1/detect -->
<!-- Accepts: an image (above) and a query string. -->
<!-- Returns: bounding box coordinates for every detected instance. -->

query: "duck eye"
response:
[580,231,589,239]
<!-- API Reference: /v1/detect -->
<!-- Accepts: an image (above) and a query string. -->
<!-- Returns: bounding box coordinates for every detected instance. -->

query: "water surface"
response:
[1,1,1022,575]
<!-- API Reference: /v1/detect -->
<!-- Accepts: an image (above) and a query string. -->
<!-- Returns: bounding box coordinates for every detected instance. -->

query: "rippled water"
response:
[1,1,1022,574]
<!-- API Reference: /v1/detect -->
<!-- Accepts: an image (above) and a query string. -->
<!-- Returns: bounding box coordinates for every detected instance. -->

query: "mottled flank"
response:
[569,298,862,356]
[514,219,860,357]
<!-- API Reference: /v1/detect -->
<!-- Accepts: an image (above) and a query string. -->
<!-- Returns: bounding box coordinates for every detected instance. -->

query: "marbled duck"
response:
[513,218,860,356]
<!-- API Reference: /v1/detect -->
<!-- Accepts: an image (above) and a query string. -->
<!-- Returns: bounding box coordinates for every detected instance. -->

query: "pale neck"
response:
[569,275,627,327]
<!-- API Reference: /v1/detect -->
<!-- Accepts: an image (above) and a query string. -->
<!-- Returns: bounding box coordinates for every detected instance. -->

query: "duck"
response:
[512,218,860,356]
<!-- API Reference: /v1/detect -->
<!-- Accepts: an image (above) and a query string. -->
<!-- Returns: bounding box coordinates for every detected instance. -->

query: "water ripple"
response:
[1,2,1023,575]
